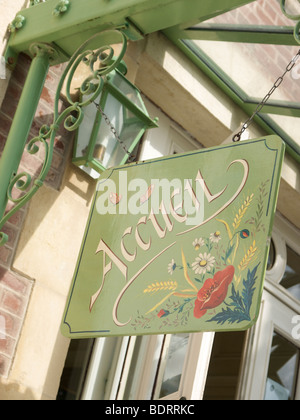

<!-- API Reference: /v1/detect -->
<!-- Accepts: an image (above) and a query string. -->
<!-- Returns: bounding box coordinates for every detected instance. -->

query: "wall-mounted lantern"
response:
[0,30,158,245]
[72,62,158,179]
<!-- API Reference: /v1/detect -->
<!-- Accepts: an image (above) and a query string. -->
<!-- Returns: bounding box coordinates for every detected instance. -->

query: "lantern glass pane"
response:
[112,72,146,112]
[280,246,300,302]
[96,93,145,168]
[76,101,97,158]
[264,332,299,400]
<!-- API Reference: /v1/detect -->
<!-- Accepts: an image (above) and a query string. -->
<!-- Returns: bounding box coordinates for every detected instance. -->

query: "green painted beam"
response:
[7,0,146,58]
[245,100,300,118]
[6,0,256,61]
[174,24,299,46]
[127,0,257,34]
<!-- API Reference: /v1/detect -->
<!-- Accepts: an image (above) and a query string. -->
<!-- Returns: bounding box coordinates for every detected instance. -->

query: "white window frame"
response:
[239,213,300,400]
[119,332,215,400]
[264,214,300,313]
[240,291,300,400]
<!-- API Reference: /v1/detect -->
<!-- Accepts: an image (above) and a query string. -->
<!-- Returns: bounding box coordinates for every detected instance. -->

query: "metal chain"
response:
[94,101,136,162]
[233,48,300,142]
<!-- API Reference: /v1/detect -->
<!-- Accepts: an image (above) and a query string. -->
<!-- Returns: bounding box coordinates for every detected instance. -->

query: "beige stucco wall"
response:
[1,163,96,399]
[0,31,299,399]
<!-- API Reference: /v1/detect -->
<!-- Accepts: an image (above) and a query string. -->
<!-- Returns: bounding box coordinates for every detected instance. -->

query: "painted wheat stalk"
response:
[233,193,254,231]
[144,281,178,294]
[238,240,258,272]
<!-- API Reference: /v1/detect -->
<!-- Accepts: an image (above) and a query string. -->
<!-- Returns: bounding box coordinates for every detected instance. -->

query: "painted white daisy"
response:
[210,231,222,243]
[192,238,205,251]
[192,253,215,275]
[168,259,177,275]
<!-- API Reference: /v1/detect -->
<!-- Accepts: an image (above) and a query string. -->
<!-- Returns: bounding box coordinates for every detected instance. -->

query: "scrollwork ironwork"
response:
[280,0,300,44]
[0,29,128,246]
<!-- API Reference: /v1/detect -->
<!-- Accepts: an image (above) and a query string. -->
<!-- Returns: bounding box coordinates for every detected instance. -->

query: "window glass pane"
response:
[264,332,300,400]
[280,246,300,301]
[157,333,189,398]
[203,331,246,400]
[76,101,97,157]
[57,339,94,400]
[96,94,144,168]
[190,40,300,107]
[267,239,276,271]
[112,72,145,112]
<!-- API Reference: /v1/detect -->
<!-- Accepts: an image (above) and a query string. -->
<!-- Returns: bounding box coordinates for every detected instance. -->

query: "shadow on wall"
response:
[0,52,96,389]
[0,379,37,400]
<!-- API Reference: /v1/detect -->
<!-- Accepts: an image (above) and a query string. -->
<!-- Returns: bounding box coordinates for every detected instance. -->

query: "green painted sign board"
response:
[61,136,285,338]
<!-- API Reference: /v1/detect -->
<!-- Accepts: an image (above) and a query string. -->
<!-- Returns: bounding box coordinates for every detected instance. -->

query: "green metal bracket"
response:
[0,29,139,246]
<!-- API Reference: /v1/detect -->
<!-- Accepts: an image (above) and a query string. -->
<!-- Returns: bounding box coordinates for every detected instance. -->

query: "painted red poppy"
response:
[158,309,166,318]
[194,265,235,319]
[157,309,170,318]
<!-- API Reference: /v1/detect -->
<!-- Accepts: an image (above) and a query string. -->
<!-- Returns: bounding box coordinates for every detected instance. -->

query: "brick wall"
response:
[0,53,72,377]
[213,0,294,26]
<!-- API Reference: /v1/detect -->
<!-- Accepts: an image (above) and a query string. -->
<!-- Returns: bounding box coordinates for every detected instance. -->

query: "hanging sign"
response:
[61,136,285,338]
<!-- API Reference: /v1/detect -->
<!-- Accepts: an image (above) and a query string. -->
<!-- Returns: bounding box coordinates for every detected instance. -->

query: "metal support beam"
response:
[0,44,57,244]
[175,24,299,46]
[5,0,256,62]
